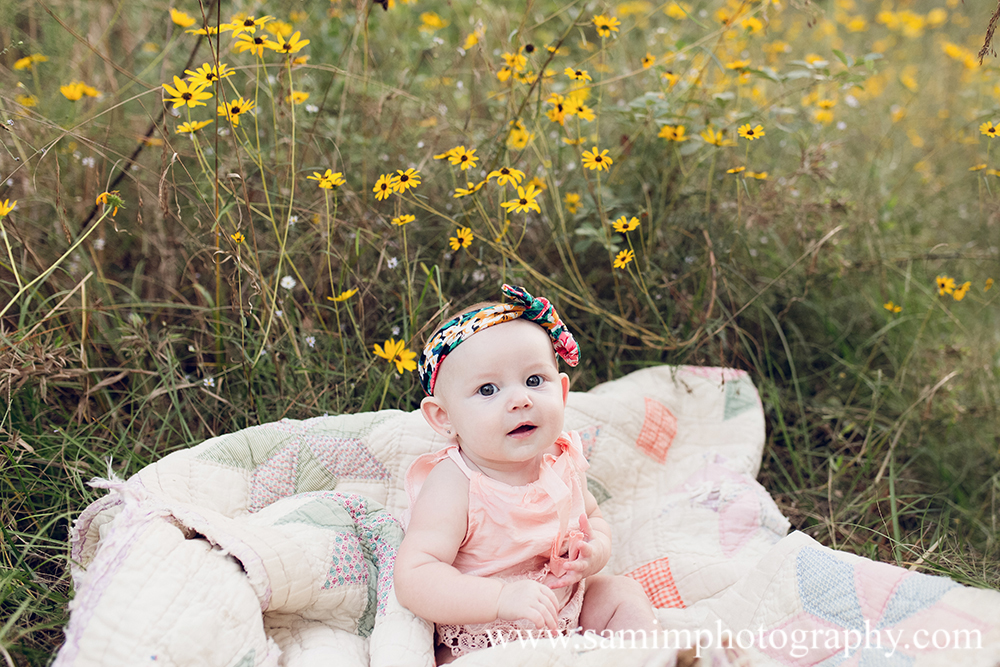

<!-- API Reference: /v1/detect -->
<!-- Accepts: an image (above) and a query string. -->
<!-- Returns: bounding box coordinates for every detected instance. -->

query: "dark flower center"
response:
[501,168,510,174]
[460,155,468,162]
[230,105,240,113]
[243,19,255,26]
[519,198,527,205]
[400,174,409,182]
[182,92,192,100]
[595,156,603,162]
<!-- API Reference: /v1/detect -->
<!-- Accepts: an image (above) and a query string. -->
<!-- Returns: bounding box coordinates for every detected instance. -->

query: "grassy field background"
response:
[2,0,999,662]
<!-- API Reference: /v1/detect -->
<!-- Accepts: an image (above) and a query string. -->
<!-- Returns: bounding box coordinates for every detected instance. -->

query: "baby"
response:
[394,284,659,662]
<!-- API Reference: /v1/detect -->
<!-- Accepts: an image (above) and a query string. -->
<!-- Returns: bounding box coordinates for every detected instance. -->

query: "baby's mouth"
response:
[508,423,537,436]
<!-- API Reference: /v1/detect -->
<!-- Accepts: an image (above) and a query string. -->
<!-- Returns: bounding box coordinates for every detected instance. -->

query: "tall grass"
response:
[2,0,999,661]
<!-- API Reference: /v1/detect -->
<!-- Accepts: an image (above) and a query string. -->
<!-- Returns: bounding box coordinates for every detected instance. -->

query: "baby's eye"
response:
[526,375,542,387]
[478,383,497,397]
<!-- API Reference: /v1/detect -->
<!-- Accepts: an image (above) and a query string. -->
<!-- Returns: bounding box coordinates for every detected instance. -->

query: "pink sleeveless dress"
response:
[404,431,590,658]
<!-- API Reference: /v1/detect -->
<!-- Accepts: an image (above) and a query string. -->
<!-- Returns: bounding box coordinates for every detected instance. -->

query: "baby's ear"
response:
[560,372,570,405]
[420,395,453,437]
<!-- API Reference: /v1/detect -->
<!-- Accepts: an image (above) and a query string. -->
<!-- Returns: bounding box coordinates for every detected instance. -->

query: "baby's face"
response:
[426,319,569,473]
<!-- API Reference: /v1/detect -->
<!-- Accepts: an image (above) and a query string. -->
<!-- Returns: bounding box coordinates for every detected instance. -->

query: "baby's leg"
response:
[578,574,659,633]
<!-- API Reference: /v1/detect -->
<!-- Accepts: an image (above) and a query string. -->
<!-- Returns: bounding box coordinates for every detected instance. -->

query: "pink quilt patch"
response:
[635,397,677,463]
[626,556,685,609]
[249,443,299,512]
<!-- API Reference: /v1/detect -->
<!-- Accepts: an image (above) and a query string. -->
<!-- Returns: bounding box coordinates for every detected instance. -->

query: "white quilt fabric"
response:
[54,366,1000,666]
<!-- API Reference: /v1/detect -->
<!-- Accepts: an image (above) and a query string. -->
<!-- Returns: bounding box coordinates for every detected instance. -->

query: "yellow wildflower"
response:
[613,249,635,269]
[581,146,613,172]
[449,227,474,250]
[373,338,417,374]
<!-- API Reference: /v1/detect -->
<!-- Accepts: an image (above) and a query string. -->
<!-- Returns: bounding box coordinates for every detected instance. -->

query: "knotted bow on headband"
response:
[417,284,579,395]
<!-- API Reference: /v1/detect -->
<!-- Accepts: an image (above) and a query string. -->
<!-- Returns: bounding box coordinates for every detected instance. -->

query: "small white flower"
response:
[203,377,215,388]
[188,345,195,352]
[387,257,398,269]
[281,275,297,290]
[305,335,316,349]
[306,104,319,113]
[81,156,96,168]
[392,326,400,336]
[472,269,485,282]
[845,95,859,108]
[94,238,106,251]
[288,215,298,225]
[275,309,283,318]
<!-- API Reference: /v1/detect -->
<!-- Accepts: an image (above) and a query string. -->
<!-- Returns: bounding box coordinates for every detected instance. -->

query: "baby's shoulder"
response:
[418,455,470,500]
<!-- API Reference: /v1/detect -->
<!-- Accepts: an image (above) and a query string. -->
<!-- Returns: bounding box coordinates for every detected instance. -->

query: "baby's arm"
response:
[545,473,613,589]
[394,459,560,629]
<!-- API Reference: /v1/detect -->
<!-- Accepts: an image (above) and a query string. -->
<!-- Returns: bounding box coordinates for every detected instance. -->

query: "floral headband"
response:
[418,284,580,395]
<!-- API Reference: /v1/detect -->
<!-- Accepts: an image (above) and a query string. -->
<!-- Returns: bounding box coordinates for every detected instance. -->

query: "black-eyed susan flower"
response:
[952,281,971,301]
[419,12,449,33]
[981,122,999,138]
[162,76,212,109]
[185,62,235,87]
[433,147,458,160]
[725,59,751,70]
[235,33,269,57]
[613,249,635,269]
[501,184,542,214]
[487,166,525,186]
[176,119,213,135]
[449,227,474,250]
[186,24,221,36]
[701,127,735,146]
[391,168,421,194]
[231,231,246,244]
[642,53,656,68]
[727,166,746,174]
[170,8,197,27]
[217,97,255,126]
[936,275,955,295]
[95,191,124,216]
[265,31,310,55]
[986,278,995,292]
[447,146,479,170]
[391,214,415,226]
[970,164,988,171]
[373,174,394,200]
[564,192,581,214]
[0,199,16,217]
[454,181,486,198]
[582,146,612,172]
[658,125,687,141]
[328,288,358,302]
[593,14,621,37]
[15,94,38,107]
[612,216,640,232]
[746,171,768,180]
[527,176,546,191]
[286,90,309,104]
[738,123,765,140]
[501,52,527,72]
[60,81,99,101]
[308,169,345,189]
[662,71,679,87]
[883,301,902,313]
[373,338,417,374]
[13,54,47,70]
[564,67,592,82]
[566,98,595,122]
[497,67,513,82]
[223,14,274,36]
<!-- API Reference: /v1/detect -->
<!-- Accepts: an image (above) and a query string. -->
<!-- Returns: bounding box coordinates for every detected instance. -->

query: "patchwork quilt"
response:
[54,366,1000,666]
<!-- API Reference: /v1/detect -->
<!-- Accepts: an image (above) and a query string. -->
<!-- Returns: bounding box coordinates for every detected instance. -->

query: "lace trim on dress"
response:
[435,570,586,658]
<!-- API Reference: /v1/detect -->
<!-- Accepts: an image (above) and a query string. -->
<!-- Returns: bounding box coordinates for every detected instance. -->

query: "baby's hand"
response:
[545,514,601,589]
[497,580,559,631]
